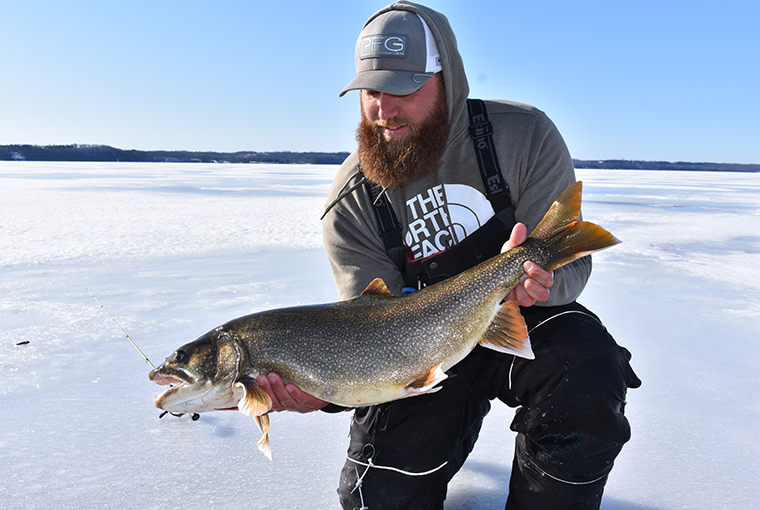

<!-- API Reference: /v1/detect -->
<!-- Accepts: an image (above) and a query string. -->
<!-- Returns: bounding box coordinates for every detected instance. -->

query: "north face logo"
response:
[404,184,495,259]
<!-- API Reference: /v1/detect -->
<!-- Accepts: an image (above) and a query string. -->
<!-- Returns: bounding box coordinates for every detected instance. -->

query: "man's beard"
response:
[356,92,449,189]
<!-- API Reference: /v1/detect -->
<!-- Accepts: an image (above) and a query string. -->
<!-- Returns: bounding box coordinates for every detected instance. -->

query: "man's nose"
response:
[376,93,401,120]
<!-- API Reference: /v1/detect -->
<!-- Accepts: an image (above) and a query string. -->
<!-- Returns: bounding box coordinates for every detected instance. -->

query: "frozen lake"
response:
[1,162,758,509]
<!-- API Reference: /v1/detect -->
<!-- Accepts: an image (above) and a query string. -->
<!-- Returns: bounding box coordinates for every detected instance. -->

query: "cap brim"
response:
[339,70,432,97]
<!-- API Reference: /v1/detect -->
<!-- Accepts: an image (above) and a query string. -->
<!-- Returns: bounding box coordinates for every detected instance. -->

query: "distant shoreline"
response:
[1,144,757,172]
[572,159,758,173]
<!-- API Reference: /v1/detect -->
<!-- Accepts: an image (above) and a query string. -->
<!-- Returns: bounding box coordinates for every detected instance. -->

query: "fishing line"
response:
[527,310,605,335]
[346,455,448,478]
[347,454,447,509]
[87,288,201,421]
[508,310,607,392]
[352,466,370,510]
[86,288,155,369]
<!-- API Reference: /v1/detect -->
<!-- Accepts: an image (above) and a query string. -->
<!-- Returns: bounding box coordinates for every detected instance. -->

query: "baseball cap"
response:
[339,10,442,97]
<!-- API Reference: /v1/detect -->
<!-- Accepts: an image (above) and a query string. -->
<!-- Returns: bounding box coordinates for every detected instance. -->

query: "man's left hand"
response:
[256,373,328,413]
[501,223,554,306]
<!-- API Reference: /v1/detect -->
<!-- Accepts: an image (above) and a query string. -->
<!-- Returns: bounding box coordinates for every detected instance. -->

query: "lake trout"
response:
[149,181,619,459]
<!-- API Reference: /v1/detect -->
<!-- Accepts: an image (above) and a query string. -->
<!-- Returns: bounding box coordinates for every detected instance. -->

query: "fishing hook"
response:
[159,411,200,421]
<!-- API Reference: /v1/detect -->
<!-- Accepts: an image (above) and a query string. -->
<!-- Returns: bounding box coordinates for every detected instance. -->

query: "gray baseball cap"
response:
[339,9,442,97]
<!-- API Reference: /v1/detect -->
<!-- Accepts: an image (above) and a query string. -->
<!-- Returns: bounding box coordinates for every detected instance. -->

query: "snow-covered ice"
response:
[1,162,758,509]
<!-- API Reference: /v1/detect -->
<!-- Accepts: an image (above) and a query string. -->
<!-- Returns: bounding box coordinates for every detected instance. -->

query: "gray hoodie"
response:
[322,0,590,303]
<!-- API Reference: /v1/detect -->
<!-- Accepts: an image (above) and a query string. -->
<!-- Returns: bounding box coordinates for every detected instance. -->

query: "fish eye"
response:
[171,350,186,363]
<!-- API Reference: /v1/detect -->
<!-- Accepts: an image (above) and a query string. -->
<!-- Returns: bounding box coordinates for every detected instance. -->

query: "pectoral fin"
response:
[236,377,273,416]
[254,414,272,461]
[235,377,274,460]
[480,299,535,359]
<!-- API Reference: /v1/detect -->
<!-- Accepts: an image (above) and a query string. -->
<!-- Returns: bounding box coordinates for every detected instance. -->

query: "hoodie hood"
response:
[346,1,470,140]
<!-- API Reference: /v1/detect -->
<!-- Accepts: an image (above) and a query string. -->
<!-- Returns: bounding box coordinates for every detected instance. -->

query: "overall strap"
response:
[368,99,516,287]
[466,98,516,227]
[365,177,408,272]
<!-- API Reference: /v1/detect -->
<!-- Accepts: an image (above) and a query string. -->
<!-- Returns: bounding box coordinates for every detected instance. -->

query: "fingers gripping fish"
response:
[149,182,620,460]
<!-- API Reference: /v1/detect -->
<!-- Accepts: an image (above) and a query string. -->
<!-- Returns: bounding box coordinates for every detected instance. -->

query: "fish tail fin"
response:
[479,299,534,359]
[529,181,620,272]
[236,377,274,460]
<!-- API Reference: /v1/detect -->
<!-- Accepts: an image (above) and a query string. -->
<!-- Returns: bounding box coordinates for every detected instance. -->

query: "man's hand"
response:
[256,373,328,413]
[501,223,554,307]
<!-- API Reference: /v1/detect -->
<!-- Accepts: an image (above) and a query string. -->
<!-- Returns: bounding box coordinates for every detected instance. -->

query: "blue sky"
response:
[2,0,758,163]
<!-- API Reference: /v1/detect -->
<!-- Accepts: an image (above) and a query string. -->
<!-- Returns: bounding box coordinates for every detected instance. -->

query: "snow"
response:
[1,162,758,509]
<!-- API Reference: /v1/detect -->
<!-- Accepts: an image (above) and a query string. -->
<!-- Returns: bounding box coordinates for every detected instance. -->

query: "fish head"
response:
[149,327,245,414]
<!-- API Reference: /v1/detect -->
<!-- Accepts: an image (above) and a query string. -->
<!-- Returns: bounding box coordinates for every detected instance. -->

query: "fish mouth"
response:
[150,369,194,387]
[149,365,242,413]
[150,362,195,380]
[149,367,199,409]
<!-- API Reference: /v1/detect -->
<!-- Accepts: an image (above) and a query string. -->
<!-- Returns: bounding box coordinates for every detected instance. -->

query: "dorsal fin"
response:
[361,278,394,296]
[479,300,535,359]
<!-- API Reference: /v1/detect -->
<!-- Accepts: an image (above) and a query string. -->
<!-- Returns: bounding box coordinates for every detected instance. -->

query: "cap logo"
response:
[360,35,407,59]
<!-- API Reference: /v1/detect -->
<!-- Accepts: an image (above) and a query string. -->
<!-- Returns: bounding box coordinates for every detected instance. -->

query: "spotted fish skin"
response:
[149,181,619,459]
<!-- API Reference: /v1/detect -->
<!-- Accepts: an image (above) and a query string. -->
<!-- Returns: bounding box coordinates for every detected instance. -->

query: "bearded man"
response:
[257,2,641,509]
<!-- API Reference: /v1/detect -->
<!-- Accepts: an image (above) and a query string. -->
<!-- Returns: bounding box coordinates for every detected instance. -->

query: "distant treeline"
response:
[1,144,757,172]
[572,159,758,173]
[0,144,350,165]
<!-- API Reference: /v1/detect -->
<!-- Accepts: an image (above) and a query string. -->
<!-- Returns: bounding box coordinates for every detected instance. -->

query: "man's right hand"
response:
[501,222,554,306]
[256,373,328,413]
